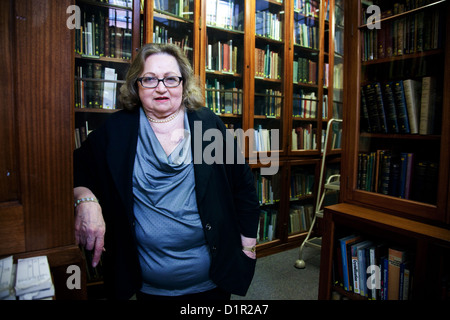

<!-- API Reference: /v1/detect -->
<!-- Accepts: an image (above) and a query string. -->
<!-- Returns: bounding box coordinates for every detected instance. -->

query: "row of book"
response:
[292,125,342,151]
[357,150,438,204]
[152,25,192,56]
[293,91,338,120]
[361,1,443,61]
[294,20,319,50]
[361,76,438,135]
[258,209,278,243]
[205,79,243,115]
[290,169,315,199]
[75,8,133,60]
[0,256,54,300]
[335,27,344,56]
[154,0,192,19]
[252,127,279,153]
[293,57,318,85]
[254,89,282,117]
[255,10,283,41]
[294,0,320,17]
[254,170,281,205]
[206,0,243,31]
[75,63,119,109]
[292,91,318,118]
[289,204,314,234]
[255,45,282,80]
[291,124,317,151]
[206,39,239,74]
[335,234,413,300]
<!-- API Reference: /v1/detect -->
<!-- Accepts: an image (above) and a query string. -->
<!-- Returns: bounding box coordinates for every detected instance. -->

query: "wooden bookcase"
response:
[1,0,86,299]
[138,0,345,257]
[319,203,450,300]
[319,0,450,300]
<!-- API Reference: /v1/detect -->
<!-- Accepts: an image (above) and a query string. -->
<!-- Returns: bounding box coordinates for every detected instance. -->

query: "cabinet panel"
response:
[0,0,19,203]
[15,0,75,251]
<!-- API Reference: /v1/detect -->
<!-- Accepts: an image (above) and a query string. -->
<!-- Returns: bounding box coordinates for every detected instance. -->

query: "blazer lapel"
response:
[188,109,213,205]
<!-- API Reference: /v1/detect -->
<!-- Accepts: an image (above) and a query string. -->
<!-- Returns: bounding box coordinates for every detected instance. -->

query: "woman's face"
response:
[138,53,183,119]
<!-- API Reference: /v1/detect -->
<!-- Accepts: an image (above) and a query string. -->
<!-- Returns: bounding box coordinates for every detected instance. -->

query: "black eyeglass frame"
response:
[136,76,184,88]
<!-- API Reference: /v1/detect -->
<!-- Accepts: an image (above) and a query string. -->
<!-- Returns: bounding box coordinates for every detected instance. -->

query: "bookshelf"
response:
[74,0,141,146]
[319,203,450,300]
[204,0,245,130]
[319,0,450,300]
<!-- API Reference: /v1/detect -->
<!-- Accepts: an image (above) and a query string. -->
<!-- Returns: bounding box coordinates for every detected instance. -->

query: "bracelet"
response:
[74,197,99,208]
[242,245,256,253]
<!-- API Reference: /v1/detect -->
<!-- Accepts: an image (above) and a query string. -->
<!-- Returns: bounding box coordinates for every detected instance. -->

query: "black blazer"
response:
[74,107,260,299]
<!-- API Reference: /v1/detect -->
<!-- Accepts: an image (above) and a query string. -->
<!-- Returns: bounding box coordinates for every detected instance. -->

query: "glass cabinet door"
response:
[152,0,195,64]
[252,0,286,157]
[204,0,245,131]
[291,0,321,153]
[346,0,449,222]
[74,0,138,146]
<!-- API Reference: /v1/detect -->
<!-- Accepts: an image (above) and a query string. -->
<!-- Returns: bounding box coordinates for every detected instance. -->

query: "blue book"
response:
[339,234,362,291]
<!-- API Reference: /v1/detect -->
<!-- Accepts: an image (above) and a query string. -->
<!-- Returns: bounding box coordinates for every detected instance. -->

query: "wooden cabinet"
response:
[341,0,450,224]
[1,0,86,299]
[319,0,450,300]
[319,203,450,300]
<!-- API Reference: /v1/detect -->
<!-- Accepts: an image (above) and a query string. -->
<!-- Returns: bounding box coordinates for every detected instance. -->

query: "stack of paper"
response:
[14,256,54,300]
[0,256,16,300]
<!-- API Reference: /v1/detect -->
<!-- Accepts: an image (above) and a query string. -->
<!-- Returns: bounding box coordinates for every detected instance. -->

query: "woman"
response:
[73,43,260,300]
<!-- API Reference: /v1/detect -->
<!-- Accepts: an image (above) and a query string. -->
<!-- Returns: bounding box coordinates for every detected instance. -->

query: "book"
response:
[368,243,387,300]
[399,261,412,300]
[387,247,407,300]
[102,67,117,109]
[392,80,410,133]
[381,82,399,133]
[419,76,437,135]
[350,240,373,295]
[403,79,421,134]
[374,82,388,133]
[363,83,381,133]
[339,234,362,292]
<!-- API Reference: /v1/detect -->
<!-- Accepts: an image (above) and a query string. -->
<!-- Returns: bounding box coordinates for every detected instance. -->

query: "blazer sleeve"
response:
[73,126,107,198]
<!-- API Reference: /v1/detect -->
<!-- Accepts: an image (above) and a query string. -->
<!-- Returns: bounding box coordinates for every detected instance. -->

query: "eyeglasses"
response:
[136,76,183,88]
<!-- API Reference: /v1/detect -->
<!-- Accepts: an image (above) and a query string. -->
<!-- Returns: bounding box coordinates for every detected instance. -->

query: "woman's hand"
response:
[74,187,105,267]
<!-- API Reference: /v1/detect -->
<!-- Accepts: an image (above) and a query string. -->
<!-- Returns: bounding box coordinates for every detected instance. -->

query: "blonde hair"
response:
[119,43,204,111]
